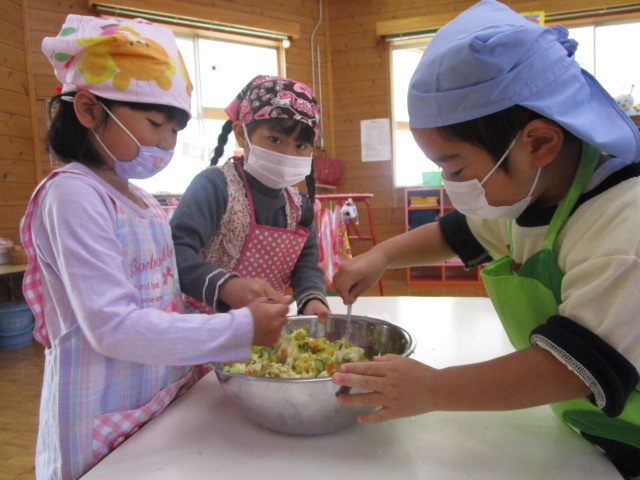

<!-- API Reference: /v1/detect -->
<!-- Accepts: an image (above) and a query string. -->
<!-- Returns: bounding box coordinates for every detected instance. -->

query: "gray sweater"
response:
[170,160,327,313]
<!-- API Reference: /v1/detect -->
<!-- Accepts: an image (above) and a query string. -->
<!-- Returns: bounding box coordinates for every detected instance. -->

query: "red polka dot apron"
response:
[185,159,309,314]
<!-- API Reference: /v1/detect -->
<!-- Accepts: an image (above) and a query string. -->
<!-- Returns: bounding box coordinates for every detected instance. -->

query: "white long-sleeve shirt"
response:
[31,163,254,365]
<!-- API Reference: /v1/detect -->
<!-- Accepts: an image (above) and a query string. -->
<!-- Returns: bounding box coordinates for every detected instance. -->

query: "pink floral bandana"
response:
[42,15,192,117]
[224,75,320,135]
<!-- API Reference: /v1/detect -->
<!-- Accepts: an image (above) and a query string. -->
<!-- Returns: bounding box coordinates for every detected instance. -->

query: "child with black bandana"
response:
[171,75,330,321]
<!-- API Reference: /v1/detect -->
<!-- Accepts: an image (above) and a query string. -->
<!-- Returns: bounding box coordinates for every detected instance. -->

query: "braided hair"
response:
[306,161,316,205]
[210,119,234,166]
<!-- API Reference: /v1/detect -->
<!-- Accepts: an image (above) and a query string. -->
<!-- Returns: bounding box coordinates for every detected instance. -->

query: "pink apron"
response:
[185,159,309,314]
[22,166,198,480]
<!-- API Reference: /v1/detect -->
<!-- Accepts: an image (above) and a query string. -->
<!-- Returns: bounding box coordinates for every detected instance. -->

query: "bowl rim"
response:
[212,313,416,383]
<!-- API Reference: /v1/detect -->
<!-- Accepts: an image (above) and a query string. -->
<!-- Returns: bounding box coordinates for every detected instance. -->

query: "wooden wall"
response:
[0,0,329,244]
[1,0,635,287]
[1,0,37,243]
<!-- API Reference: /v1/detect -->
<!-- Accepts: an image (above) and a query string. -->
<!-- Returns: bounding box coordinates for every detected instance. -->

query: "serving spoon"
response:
[335,303,354,397]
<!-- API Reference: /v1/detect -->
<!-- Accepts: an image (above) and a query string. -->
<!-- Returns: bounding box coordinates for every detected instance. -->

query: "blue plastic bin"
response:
[0,323,35,349]
[0,302,35,349]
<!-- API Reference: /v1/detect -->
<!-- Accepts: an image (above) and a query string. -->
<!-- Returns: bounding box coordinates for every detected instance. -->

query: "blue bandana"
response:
[408,0,640,162]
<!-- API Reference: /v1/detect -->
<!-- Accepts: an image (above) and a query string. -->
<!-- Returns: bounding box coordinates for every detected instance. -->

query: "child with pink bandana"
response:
[171,75,331,321]
[26,16,290,479]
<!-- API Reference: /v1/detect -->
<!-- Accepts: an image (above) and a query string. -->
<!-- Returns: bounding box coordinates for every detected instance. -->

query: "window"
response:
[390,19,640,188]
[390,40,431,187]
[133,35,280,194]
[568,20,640,97]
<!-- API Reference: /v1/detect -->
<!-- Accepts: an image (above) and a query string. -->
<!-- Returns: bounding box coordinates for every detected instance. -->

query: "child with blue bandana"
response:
[331,1,640,477]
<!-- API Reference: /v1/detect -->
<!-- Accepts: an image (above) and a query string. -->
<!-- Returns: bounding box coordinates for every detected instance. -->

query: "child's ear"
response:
[522,119,564,168]
[232,121,248,149]
[73,91,103,129]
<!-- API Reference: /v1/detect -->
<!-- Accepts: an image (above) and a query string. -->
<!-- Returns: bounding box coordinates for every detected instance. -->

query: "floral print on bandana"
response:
[224,75,320,133]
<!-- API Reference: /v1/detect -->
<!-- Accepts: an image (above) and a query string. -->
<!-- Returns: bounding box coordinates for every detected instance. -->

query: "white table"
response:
[82,297,620,479]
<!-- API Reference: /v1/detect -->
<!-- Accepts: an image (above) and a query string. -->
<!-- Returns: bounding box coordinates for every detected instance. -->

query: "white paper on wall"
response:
[360,118,391,162]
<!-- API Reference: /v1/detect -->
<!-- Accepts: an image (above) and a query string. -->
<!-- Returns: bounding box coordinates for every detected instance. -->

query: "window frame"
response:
[171,24,287,124]
[131,24,285,195]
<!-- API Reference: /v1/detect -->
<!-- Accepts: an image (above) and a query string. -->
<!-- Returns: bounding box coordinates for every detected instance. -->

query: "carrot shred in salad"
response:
[222,326,367,378]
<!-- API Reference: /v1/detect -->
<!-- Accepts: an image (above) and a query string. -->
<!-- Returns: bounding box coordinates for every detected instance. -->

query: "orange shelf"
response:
[404,187,483,286]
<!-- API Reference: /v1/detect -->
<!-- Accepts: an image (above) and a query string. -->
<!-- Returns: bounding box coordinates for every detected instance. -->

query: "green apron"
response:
[481,142,640,448]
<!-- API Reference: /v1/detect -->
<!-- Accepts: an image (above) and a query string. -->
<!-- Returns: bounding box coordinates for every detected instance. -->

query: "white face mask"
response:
[242,126,312,189]
[442,133,541,220]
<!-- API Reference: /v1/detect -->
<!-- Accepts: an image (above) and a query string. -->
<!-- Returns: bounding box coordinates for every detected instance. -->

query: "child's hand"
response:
[302,299,331,324]
[332,354,436,423]
[248,295,291,346]
[332,250,387,304]
[220,277,278,309]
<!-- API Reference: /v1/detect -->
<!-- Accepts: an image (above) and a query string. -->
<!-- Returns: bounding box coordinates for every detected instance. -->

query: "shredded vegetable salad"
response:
[221,326,367,378]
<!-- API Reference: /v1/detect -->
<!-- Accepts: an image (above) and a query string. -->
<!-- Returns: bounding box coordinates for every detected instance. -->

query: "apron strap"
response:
[234,158,302,226]
[233,159,259,226]
[21,168,107,348]
[541,142,600,250]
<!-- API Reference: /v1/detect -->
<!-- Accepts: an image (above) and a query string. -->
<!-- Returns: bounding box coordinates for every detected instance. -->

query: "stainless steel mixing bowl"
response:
[213,314,416,435]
